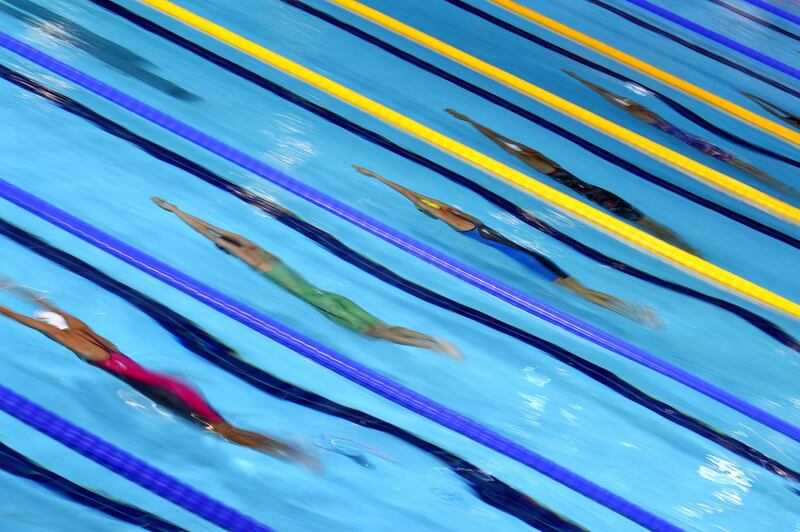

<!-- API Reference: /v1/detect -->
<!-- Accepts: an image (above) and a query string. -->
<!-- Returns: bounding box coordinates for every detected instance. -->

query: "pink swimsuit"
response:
[91,351,224,426]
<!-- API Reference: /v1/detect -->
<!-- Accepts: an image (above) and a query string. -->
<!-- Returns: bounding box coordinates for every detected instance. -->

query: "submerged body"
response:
[445,109,696,253]
[152,198,461,360]
[0,284,313,468]
[566,71,797,196]
[354,166,656,325]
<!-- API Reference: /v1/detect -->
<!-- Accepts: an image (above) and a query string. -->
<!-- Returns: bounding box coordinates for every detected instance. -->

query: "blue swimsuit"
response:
[461,223,567,282]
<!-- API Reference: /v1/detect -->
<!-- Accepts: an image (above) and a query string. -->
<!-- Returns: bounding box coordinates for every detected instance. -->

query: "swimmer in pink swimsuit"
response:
[565,71,797,197]
[0,282,317,470]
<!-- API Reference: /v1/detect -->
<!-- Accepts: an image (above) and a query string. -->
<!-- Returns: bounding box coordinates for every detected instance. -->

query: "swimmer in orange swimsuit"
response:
[566,71,797,196]
[354,166,658,325]
[444,109,696,253]
[0,282,317,470]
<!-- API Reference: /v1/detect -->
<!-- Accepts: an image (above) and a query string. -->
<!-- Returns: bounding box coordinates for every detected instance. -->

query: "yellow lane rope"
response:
[325,0,800,226]
[136,0,800,318]
[488,0,800,147]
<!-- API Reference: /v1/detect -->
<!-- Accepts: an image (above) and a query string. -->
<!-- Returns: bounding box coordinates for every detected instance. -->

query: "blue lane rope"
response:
[707,0,800,42]
[740,0,800,26]
[0,440,184,531]
[4,33,799,447]
[5,66,796,483]
[0,179,677,531]
[0,219,576,530]
[443,0,800,171]
[620,0,800,81]
[0,383,269,531]
[586,0,800,100]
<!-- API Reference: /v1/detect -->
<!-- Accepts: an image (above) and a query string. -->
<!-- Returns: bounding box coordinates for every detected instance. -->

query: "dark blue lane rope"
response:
[0,181,677,531]
[0,441,184,531]
[706,0,800,42]
[734,0,800,27]
[92,0,800,248]
[620,0,800,80]
[5,33,800,453]
[0,384,270,531]
[442,0,800,169]
[585,0,800,99]
[7,67,795,486]
[83,0,800,354]
[0,220,574,531]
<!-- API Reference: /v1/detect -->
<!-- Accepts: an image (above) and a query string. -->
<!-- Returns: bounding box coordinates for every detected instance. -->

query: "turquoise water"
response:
[1,0,799,529]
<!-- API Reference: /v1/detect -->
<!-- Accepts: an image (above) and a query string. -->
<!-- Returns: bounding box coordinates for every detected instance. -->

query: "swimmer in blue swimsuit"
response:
[445,109,696,253]
[355,166,656,324]
[565,71,797,196]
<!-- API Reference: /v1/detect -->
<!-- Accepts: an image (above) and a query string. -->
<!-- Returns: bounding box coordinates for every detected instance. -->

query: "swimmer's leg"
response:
[555,277,660,327]
[211,422,320,472]
[728,159,798,195]
[364,323,463,361]
[635,216,699,255]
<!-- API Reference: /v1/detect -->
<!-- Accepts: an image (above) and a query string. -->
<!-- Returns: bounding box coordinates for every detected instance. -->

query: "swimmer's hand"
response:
[433,338,465,362]
[445,108,469,121]
[151,197,179,212]
[352,165,380,178]
[0,277,16,290]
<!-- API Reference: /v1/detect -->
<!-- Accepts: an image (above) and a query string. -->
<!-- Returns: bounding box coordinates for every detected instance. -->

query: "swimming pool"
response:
[1,0,799,529]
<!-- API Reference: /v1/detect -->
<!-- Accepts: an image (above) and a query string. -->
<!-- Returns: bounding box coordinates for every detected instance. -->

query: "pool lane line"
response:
[0,383,269,532]
[619,0,800,81]
[0,220,572,531]
[9,69,796,486]
[318,0,800,219]
[8,38,800,441]
[443,0,800,170]
[706,0,800,42]
[585,0,800,101]
[0,181,677,531]
[0,440,184,531]
[91,7,800,318]
[738,0,800,26]
[8,39,800,440]
[485,0,800,142]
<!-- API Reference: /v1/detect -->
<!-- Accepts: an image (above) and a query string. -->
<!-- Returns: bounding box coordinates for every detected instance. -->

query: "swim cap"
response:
[418,198,441,209]
[33,311,69,330]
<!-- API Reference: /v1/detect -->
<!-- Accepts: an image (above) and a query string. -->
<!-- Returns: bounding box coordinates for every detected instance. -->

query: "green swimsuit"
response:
[262,261,380,333]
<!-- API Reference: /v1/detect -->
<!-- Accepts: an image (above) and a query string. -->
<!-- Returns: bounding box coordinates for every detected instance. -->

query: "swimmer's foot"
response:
[431,338,464,362]
[445,108,469,121]
[151,197,179,212]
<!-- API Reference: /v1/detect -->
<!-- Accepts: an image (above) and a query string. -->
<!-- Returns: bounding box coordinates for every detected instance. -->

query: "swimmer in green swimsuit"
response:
[354,166,657,325]
[152,198,462,360]
[444,109,696,254]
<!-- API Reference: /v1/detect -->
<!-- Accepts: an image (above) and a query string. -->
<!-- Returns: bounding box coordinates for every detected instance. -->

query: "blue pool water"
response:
[1,0,799,529]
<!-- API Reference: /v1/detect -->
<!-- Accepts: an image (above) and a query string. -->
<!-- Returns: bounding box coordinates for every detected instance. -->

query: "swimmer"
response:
[739,91,800,129]
[445,109,696,253]
[152,198,462,360]
[354,166,657,325]
[565,71,797,196]
[0,282,316,470]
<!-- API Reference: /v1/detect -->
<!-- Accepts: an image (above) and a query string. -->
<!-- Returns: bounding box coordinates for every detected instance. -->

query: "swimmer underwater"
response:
[0,281,317,470]
[354,166,657,325]
[152,198,462,360]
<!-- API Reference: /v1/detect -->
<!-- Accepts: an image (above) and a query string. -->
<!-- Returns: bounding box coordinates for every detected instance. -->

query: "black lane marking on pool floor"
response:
[0,219,581,531]
[87,0,800,355]
[0,440,184,531]
[4,64,798,485]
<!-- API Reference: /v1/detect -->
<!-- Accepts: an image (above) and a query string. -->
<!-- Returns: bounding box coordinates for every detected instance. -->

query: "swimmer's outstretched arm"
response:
[152,198,256,249]
[739,91,792,120]
[353,165,433,205]
[563,70,618,100]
